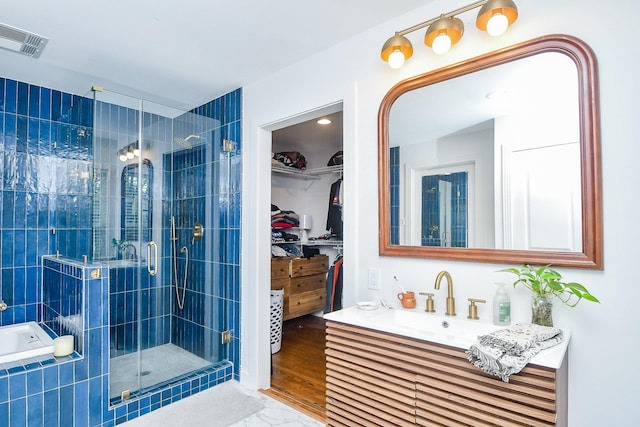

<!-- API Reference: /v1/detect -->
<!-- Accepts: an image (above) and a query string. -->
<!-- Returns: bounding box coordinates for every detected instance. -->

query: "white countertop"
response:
[324,305,570,370]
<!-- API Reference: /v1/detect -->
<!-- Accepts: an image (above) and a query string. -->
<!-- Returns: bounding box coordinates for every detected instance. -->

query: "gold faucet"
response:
[434,271,456,316]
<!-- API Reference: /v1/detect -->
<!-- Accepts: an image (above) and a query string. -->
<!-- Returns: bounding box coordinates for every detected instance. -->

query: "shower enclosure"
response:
[91,89,231,403]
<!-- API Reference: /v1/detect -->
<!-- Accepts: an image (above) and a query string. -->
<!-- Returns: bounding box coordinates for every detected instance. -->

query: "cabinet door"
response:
[415,360,561,427]
[326,322,417,426]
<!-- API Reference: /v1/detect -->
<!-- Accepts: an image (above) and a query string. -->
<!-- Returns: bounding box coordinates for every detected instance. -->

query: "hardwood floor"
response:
[265,314,327,422]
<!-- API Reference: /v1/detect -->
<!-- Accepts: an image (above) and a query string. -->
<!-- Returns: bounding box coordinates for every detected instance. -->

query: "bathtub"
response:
[0,321,55,364]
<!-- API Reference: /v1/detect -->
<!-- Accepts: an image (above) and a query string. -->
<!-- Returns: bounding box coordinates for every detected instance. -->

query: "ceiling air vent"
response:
[0,23,48,58]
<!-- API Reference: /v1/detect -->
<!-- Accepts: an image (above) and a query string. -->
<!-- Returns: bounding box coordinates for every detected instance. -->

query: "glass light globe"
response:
[432,33,452,55]
[388,49,406,69]
[487,13,509,36]
[133,148,140,157]
[119,153,128,162]
[126,151,134,159]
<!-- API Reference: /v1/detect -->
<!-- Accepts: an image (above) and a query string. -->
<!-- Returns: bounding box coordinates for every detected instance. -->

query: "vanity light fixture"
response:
[116,142,140,162]
[381,33,414,69]
[380,0,518,68]
[424,15,464,55]
[476,0,519,36]
[118,149,128,162]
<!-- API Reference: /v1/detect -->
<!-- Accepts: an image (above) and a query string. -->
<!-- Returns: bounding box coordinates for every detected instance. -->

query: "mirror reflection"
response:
[389,52,581,252]
[121,159,153,243]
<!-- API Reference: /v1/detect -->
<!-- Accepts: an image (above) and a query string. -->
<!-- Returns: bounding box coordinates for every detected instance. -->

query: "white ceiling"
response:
[0,0,430,111]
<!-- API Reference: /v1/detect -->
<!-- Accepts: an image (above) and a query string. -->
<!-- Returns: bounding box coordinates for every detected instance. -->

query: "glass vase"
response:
[531,294,553,327]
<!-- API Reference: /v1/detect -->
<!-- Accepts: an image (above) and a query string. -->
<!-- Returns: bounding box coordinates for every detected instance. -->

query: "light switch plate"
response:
[368,268,381,290]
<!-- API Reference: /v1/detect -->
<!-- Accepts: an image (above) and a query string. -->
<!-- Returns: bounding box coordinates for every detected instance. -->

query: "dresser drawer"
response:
[287,289,326,319]
[290,255,329,277]
[271,258,291,280]
[289,273,325,295]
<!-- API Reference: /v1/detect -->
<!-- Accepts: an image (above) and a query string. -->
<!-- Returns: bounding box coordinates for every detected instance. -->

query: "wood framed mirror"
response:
[378,34,602,269]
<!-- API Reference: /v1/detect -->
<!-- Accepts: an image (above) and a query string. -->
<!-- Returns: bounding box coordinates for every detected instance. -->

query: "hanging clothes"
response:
[325,255,343,313]
[326,178,343,238]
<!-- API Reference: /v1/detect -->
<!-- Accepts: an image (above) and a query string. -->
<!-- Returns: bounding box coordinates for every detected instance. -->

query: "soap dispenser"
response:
[493,282,511,326]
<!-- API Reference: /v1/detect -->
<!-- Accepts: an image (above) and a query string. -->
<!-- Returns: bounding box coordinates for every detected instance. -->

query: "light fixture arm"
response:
[394,0,487,37]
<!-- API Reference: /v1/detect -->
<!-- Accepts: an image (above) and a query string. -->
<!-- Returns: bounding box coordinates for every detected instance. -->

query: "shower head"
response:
[173,134,201,148]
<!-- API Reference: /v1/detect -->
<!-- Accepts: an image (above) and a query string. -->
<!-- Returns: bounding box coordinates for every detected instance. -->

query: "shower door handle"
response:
[147,241,158,276]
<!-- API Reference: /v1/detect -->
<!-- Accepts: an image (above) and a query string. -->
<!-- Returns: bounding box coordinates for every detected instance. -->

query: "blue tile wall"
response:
[164,88,242,371]
[390,146,400,245]
[109,267,169,358]
[1,77,242,425]
[421,172,468,247]
[0,257,108,427]
[0,78,93,328]
[42,257,85,354]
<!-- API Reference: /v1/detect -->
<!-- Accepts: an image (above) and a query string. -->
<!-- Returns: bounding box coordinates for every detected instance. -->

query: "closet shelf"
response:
[271,165,342,180]
[271,239,343,248]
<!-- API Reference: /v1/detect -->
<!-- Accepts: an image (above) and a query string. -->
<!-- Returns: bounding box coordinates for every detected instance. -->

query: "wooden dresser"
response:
[271,255,329,320]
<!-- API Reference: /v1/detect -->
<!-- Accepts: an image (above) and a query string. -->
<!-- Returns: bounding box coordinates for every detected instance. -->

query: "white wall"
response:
[241,0,640,424]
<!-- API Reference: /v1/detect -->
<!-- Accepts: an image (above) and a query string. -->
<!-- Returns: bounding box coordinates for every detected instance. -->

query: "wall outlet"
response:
[368,267,381,290]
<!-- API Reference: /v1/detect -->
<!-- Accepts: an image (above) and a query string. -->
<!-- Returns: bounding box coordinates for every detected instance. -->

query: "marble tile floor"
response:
[121,380,325,427]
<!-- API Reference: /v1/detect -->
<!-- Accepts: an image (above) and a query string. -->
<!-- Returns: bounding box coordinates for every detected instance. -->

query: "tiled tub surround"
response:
[0,256,234,426]
[0,78,243,426]
[0,256,108,426]
[42,256,86,354]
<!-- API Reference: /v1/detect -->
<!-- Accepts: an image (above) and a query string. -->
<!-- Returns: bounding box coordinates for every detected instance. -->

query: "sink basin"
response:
[390,309,501,346]
[324,305,571,369]
[337,306,501,349]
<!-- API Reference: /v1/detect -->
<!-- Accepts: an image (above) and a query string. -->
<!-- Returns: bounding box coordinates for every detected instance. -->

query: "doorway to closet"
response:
[265,108,344,421]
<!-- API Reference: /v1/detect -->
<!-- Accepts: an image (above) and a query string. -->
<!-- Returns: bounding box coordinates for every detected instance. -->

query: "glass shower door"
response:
[92,89,229,404]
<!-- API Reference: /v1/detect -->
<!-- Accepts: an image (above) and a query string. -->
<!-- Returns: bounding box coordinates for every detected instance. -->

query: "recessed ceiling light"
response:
[317,118,331,125]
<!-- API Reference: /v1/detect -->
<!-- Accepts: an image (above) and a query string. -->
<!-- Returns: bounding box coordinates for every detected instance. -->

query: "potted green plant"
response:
[499,264,599,326]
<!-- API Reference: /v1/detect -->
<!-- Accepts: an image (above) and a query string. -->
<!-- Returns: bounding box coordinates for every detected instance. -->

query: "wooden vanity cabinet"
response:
[271,255,328,320]
[326,321,567,427]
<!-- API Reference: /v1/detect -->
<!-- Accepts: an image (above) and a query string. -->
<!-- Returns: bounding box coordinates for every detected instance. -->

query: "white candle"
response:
[53,335,74,357]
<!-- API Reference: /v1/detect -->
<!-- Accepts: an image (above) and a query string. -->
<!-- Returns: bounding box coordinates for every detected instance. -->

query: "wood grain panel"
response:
[290,273,326,293]
[290,255,329,277]
[326,320,567,426]
[287,289,325,319]
[327,382,416,426]
[271,257,291,279]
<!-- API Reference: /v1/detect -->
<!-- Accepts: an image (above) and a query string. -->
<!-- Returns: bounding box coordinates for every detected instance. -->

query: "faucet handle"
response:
[467,298,486,320]
[419,292,436,313]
